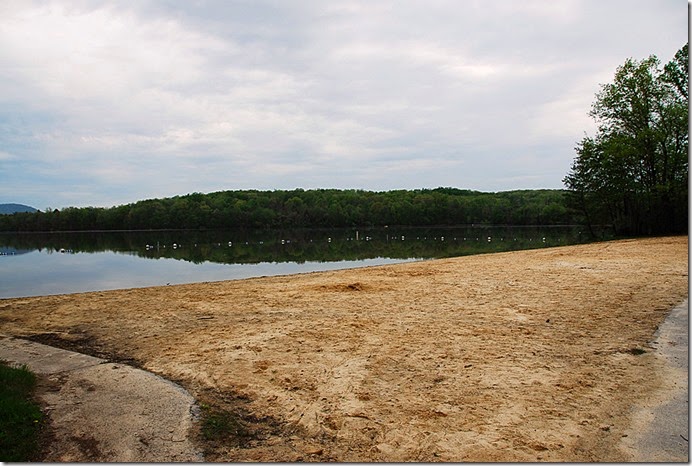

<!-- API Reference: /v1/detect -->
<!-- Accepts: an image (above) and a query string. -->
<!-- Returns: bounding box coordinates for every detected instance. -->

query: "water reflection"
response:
[0,226,600,263]
[0,226,608,298]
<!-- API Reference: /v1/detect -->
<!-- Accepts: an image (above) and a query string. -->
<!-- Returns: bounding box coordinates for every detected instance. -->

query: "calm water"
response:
[0,226,603,298]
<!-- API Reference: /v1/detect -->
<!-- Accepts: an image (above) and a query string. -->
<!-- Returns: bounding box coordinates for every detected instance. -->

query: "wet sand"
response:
[0,236,687,461]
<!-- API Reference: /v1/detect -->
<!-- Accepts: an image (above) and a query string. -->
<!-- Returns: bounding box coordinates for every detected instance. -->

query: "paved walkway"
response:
[623,298,689,462]
[0,336,204,462]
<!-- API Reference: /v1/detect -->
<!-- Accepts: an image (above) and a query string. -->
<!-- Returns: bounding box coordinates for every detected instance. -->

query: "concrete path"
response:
[623,299,689,462]
[0,335,204,462]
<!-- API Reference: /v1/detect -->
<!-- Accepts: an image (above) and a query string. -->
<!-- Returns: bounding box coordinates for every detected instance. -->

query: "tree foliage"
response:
[564,44,688,235]
[0,188,578,232]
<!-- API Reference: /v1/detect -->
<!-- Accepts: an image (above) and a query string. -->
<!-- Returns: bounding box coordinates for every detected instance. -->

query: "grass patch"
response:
[193,390,287,460]
[200,403,249,442]
[0,360,43,462]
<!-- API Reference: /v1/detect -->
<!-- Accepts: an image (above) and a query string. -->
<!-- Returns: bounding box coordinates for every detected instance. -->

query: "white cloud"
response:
[0,150,17,161]
[0,2,223,97]
[0,0,686,208]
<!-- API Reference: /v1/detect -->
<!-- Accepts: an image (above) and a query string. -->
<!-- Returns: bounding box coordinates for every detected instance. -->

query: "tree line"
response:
[0,188,580,232]
[564,43,688,236]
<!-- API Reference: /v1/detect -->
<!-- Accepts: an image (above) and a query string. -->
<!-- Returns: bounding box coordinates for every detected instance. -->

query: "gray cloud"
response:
[0,0,686,208]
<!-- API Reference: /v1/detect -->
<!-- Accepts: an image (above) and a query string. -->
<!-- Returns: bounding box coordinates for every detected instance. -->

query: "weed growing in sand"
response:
[0,360,43,461]
[200,403,249,442]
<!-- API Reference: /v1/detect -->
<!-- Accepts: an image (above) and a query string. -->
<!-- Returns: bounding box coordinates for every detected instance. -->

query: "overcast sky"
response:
[0,0,687,209]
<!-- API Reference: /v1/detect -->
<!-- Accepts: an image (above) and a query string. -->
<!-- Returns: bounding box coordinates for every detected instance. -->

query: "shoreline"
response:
[0,236,687,461]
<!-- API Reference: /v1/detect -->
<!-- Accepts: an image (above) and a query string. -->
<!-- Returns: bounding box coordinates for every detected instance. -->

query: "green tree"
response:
[564,44,688,235]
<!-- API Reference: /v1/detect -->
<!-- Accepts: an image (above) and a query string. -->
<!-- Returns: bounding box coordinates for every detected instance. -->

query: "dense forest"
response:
[0,188,580,232]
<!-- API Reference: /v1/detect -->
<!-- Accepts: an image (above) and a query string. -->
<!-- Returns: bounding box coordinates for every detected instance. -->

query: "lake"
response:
[0,226,604,298]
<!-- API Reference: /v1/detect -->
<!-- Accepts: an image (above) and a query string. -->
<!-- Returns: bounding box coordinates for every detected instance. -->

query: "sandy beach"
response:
[0,236,687,462]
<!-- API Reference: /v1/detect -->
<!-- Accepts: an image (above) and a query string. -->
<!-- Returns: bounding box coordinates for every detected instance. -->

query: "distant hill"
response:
[0,203,38,215]
[0,188,581,232]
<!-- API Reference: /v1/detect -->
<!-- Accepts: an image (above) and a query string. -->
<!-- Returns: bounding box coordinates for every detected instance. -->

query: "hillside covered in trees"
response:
[0,188,579,232]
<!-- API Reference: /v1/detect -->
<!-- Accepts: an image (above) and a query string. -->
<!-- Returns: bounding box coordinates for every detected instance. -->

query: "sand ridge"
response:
[0,236,688,461]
